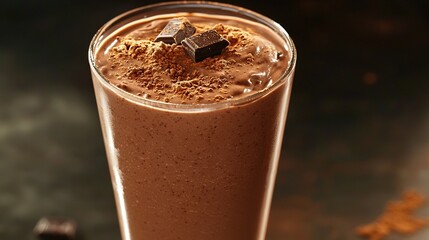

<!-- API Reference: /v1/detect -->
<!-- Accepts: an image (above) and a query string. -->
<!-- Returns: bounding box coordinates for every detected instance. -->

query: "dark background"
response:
[1,0,429,239]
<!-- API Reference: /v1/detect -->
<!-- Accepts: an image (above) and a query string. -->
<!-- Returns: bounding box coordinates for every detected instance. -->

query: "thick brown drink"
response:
[89,2,296,240]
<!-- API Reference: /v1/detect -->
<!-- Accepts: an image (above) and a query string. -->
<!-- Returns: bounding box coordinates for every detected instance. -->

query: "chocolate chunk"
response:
[182,30,229,62]
[155,18,196,44]
[33,217,76,240]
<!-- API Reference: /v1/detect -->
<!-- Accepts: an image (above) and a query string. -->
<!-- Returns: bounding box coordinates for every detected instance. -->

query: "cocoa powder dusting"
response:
[356,190,429,240]
[105,24,255,103]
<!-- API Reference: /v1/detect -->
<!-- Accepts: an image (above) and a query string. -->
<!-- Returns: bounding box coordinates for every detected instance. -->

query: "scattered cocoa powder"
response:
[356,190,429,240]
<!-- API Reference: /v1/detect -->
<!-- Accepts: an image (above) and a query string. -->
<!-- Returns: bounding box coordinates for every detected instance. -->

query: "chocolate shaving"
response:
[155,18,196,45]
[182,30,229,62]
[33,217,77,240]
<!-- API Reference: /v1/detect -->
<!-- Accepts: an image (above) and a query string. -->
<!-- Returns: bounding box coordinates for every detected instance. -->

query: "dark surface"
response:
[1,0,429,239]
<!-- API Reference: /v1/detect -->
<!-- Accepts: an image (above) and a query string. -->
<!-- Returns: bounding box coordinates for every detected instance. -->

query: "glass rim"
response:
[88,1,296,112]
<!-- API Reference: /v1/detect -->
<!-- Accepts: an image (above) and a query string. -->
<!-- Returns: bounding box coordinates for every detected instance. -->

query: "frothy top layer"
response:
[95,13,289,104]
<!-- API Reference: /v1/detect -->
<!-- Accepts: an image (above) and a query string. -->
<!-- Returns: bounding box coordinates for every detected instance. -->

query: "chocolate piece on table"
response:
[33,217,76,240]
[182,30,229,62]
[155,18,196,44]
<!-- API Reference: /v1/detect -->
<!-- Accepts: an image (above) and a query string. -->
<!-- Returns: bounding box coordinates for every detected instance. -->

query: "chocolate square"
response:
[182,30,229,62]
[155,18,196,44]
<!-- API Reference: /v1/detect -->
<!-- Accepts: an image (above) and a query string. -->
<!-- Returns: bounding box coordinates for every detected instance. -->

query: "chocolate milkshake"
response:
[88,2,296,240]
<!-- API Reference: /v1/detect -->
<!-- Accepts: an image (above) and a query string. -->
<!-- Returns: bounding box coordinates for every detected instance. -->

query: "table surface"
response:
[1,0,429,239]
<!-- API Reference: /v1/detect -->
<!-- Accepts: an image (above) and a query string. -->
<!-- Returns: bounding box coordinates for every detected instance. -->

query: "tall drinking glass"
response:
[88,2,296,240]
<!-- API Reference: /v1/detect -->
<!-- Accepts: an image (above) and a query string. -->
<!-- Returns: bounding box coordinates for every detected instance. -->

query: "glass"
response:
[88,2,296,240]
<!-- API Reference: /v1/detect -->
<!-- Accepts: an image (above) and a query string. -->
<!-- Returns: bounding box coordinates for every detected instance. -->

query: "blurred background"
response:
[1,0,429,239]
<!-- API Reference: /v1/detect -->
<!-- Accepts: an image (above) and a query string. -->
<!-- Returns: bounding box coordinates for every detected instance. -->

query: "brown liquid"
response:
[91,12,294,240]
